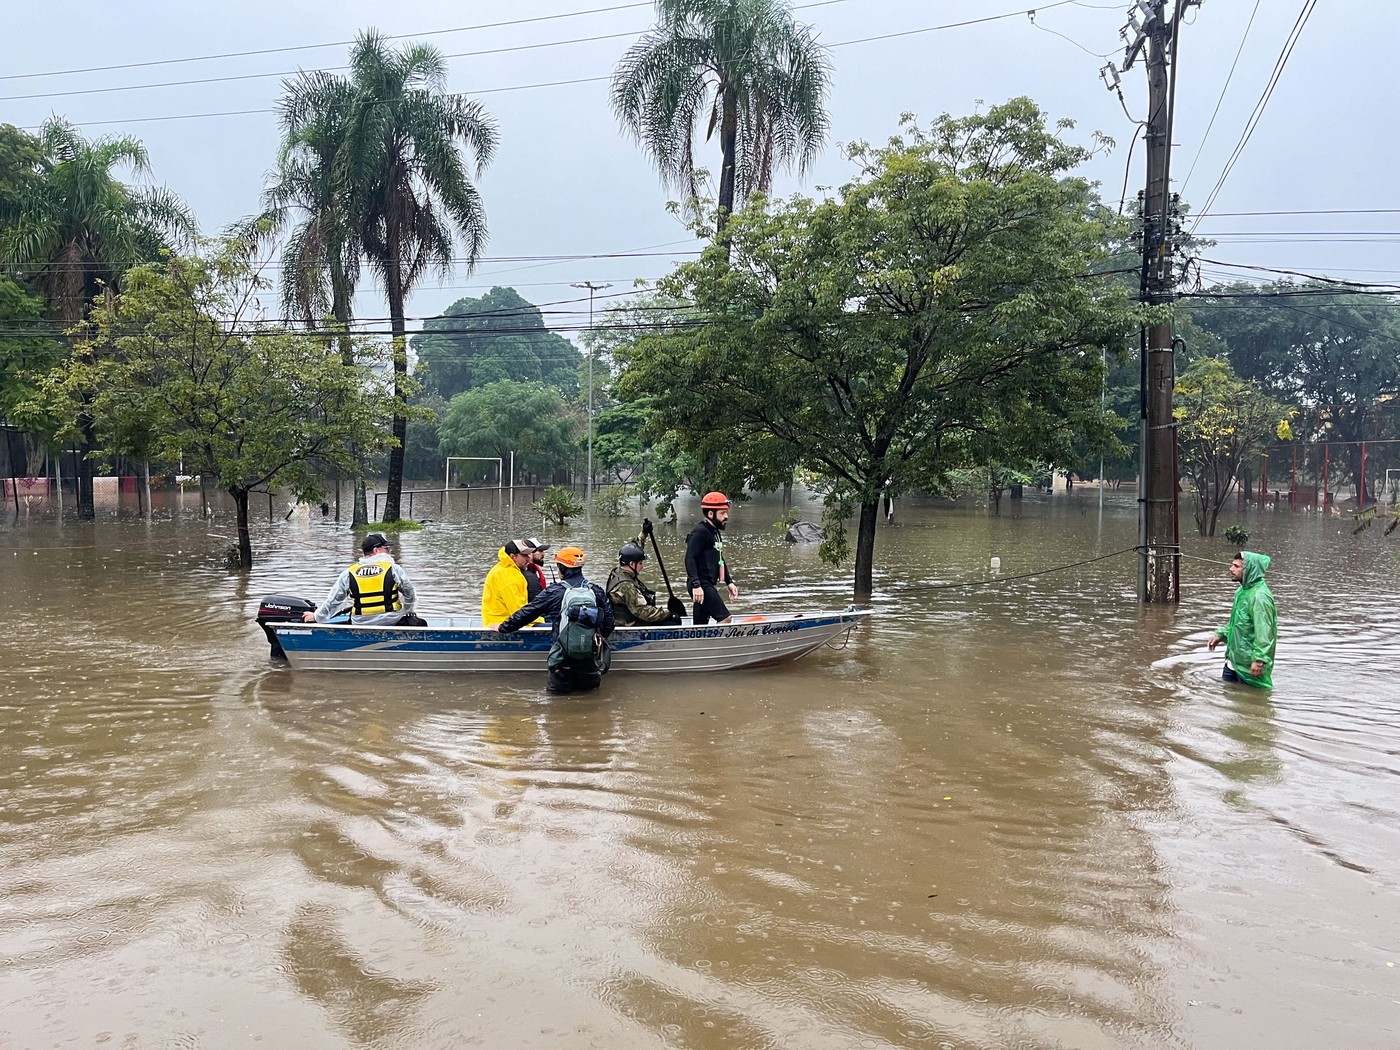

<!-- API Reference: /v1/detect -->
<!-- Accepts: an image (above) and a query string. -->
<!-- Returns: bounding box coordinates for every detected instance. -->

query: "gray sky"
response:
[3,1,1391,336]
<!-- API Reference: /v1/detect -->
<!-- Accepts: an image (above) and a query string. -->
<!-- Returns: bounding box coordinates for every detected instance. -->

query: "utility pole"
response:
[1108,0,1194,603]
[571,281,611,503]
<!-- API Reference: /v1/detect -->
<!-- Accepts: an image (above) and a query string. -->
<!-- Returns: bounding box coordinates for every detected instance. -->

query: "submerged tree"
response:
[27,242,388,568]
[0,119,195,515]
[611,0,830,242]
[618,100,1134,598]
[1174,357,1284,537]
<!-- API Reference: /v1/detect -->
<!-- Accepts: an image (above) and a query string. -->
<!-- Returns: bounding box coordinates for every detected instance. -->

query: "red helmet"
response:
[700,491,732,510]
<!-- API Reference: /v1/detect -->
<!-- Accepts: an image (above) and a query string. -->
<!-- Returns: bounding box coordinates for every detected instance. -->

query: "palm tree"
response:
[1,118,195,516]
[285,30,498,524]
[611,0,831,242]
[236,83,371,524]
[3,119,196,326]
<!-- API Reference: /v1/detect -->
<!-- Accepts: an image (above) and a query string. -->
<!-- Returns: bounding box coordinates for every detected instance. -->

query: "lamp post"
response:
[572,281,611,503]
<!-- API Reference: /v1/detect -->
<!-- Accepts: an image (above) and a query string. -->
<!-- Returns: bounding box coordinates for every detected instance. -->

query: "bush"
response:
[534,485,584,526]
[592,484,631,518]
[1223,524,1248,545]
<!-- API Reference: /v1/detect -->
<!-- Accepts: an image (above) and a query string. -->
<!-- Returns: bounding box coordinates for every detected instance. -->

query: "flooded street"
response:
[2,488,1398,1048]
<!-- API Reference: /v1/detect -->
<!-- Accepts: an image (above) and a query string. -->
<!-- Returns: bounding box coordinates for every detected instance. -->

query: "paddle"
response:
[642,518,689,619]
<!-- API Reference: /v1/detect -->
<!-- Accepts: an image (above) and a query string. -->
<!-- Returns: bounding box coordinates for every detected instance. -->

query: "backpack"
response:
[555,581,599,661]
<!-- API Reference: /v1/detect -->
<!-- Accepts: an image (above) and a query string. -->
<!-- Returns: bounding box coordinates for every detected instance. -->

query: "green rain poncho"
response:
[1214,550,1277,688]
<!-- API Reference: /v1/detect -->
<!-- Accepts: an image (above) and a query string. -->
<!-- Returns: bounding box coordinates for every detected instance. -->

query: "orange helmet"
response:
[700,491,732,510]
[554,546,586,568]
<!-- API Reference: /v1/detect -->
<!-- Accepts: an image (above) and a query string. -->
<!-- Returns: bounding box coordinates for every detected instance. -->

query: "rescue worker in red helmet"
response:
[685,491,738,624]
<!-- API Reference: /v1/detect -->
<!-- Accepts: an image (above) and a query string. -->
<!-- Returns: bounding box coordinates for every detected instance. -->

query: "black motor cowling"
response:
[257,594,315,660]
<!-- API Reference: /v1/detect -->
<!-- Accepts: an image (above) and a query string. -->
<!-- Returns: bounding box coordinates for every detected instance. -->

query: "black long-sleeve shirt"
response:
[685,518,735,591]
[499,569,615,639]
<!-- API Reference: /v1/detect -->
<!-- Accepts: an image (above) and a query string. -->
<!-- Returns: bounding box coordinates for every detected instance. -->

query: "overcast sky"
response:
[2,0,1390,337]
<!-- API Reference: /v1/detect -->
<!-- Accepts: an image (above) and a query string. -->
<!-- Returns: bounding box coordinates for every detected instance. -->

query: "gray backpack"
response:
[555,581,599,661]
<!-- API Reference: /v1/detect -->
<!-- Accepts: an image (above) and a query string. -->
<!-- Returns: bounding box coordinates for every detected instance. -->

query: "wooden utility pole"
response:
[1114,0,1191,603]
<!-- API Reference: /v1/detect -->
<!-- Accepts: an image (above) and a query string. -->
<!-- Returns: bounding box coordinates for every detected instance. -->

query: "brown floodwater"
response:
[1,486,1397,1048]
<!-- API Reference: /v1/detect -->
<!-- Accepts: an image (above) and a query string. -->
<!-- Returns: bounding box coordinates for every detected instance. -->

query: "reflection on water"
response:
[2,490,1398,1047]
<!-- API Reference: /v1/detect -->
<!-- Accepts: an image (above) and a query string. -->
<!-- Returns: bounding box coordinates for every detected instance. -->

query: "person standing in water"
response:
[1208,550,1277,688]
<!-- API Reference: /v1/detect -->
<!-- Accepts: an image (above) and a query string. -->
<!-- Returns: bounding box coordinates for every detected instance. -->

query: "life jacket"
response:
[346,559,400,615]
[554,580,599,661]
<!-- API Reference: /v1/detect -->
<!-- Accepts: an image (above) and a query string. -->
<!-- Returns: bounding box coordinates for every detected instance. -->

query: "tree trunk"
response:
[76,414,96,519]
[853,498,879,601]
[22,433,45,476]
[331,271,370,528]
[382,242,407,524]
[716,89,738,254]
[140,459,152,520]
[233,488,253,569]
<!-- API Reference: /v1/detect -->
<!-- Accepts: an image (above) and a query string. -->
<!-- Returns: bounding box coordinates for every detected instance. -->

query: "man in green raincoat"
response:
[1208,551,1277,688]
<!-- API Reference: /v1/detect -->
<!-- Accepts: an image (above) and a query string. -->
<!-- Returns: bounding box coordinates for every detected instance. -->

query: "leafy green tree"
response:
[0,123,45,227]
[0,119,196,516]
[1174,357,1285,537]
[24,242,389,567]
[282,30,500,523]
[412,286,580,400]
[438,380,576,481]
[618,100,1134,598]
[534,484,584,527]
[1186,281,1400,500]
[593,398,651,483]
[611,0,831,240]
[0,276,64,474]
[402,390,448,484]
[2,119,196,326]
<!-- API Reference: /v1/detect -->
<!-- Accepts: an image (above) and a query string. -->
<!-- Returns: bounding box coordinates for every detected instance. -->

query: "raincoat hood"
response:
[1240,551,1270,588]
[496,547,516,568]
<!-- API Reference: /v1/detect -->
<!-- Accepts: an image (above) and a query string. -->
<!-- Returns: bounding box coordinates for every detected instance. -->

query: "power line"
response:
[0,2,658,82]
[17,2,1078,131]
[0,0,858,103]
[1194,209,1400,217]
[1194,258,1400,290]
[1190,0,1319,231]
[10,248,703,275]
[1178,0,1260,194]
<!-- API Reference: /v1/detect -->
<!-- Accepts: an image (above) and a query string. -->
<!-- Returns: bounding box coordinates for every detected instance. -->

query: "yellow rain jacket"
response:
[482,547,540,627]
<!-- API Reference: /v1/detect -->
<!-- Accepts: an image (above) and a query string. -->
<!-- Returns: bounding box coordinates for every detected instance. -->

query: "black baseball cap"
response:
[526,536,549,552]
[361,533,390,553]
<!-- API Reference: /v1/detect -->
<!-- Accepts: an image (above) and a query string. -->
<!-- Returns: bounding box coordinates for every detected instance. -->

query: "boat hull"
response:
[269,610,867,673]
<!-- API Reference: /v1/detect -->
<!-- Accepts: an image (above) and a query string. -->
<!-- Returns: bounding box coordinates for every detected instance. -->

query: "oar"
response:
[642,518,689,619]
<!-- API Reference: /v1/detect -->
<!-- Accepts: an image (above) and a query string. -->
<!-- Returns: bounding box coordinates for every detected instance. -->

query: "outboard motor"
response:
[256,594,315,660]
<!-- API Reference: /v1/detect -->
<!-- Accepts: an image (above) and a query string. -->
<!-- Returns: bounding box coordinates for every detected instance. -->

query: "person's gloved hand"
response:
[641,518,654,537]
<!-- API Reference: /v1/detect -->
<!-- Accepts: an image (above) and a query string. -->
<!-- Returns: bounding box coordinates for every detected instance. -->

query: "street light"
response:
[572,281,611,503]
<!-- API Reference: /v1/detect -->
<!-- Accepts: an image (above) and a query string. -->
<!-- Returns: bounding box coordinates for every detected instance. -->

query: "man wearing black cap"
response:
[303,533,421,626]
[522,536,550,600]
[482,539,542,627]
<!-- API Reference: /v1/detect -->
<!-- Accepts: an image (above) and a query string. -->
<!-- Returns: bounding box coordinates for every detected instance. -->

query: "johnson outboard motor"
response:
[256,594,315,660]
